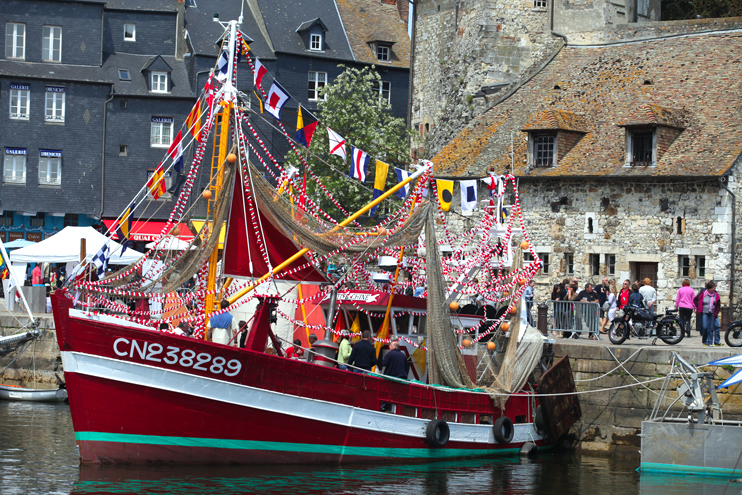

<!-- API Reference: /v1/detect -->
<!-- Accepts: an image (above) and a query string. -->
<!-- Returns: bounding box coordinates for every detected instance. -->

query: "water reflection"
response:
[2,401,740,494]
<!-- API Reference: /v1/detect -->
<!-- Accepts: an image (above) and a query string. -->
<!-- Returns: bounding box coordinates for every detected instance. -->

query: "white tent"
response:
[146,235,190,251]
[9,227,143,265]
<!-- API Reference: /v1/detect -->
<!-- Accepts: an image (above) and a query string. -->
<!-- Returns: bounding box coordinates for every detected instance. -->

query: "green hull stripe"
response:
[75,431,527,458]
[640,462,742,477]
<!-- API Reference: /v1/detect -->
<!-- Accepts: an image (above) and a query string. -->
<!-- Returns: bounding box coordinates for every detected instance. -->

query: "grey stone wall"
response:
[554,342,742,455]
[103,10,179,57]
[0,315,61,388]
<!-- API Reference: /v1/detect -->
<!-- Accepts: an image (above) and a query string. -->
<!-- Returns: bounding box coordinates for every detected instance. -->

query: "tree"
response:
[288,65,412,223]
[662,0,742,20]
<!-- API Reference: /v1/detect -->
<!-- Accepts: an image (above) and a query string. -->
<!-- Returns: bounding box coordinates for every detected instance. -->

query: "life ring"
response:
[425,419,450,448]
[493,416,514,444]
[534,405,548,437]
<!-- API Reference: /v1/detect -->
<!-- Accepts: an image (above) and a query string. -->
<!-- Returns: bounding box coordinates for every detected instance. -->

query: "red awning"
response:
[102,220,194,242]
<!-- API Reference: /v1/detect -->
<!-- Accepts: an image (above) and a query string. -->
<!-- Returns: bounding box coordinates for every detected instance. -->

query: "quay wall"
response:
[554,342,742,457]
[0,315,61,388]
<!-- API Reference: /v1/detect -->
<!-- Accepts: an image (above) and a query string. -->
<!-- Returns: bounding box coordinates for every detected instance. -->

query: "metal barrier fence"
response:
[536,300,602,340]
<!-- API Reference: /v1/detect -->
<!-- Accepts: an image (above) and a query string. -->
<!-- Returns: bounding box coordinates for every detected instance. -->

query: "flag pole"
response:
[226,162,431,305]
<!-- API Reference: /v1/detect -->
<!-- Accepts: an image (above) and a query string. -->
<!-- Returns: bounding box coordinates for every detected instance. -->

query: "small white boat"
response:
[0,383,68,402]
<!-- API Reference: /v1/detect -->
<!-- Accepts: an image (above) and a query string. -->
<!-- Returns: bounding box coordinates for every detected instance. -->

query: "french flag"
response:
[253,58,267,89]
[266,81,291,120]
[349,146,369,183]
[167,130,184,172]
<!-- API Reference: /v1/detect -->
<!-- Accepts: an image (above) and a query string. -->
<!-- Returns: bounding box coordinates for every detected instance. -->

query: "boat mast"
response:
[204,18,239,324]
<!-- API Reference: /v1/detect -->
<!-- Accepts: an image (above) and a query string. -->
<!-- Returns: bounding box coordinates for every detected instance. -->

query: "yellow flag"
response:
[350,313,361,343]
[436,179,454,211]
[296,105,304,134]
[373,160,388,192]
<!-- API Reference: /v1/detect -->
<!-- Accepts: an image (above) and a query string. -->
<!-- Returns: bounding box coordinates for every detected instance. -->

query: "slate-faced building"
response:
[430,21,742,315]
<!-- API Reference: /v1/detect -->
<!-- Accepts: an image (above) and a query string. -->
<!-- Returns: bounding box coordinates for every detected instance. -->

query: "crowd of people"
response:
[547,276,723,346]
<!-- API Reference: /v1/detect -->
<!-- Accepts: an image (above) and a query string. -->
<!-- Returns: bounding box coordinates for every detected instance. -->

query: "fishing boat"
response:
[49,18,579,465]
[0,383,67,402]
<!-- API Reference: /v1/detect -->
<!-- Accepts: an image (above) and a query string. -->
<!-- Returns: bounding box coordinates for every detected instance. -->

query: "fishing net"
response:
[249,162,430,256]
[425,204,475,389]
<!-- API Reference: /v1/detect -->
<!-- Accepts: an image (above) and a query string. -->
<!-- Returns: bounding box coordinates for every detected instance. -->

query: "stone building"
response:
[428,21,742,314]
[410,0,661,155]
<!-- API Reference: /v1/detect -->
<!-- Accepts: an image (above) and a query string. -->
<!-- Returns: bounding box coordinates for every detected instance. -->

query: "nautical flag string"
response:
[295,105,318,148]
[460,179,477,211]
[215,50,230,82]
[147,164,167,200]
[349,146,369,183]
[370,159,389,216]
[265,81,291,120]
[253,58,267,89]
[167,130,184,172]
[395,167,410,199]
[185,100,202,143]
[91,241,111,278]
[327,128,346,160]
[116,202,134,254]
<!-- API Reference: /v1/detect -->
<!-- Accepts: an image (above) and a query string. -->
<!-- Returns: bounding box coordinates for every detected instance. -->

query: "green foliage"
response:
[289,65,412,222]
[662,0,742,20]
[721,364,736,373]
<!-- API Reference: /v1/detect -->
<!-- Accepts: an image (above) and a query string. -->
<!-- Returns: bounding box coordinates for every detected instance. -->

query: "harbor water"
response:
[1,400,740,495]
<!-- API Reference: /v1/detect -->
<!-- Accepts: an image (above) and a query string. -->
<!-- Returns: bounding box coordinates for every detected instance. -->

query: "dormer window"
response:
[522,109,588,169]
[618,105,687,168]
[310,33,322,51]
[377,45,389,61]
[151,71,168,93]
[531,133,556,167]
[124,23,136,42]
[626,128,655,166]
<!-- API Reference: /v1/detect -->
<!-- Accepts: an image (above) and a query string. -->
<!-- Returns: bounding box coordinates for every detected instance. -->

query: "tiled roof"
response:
[0,60,110,84]
[104,0,177,12]
[336,0,410,68]
[432,31,742,178]
[617,104,687,129]
[103,53,194,97]
[522,109,588,132]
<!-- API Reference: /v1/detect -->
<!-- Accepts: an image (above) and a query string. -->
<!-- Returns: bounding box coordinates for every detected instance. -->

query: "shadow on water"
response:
[2,401,742,494]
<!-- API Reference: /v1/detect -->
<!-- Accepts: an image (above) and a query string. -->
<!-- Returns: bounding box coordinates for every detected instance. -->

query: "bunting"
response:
[116,202,134,254]
[436,179,454,211]
[147,164,167,200]
[265,81,291,120]
[327,128,346,160]
[349,146,369,183]
[167,130,184,172]
[370,160,389,216]
[215,51,230,82]
[185,100,202,143]
[460,180,477,211]
[91,241,111,279]
[295,105,318,147]
[395,167,410,199]
[253,58,267,89]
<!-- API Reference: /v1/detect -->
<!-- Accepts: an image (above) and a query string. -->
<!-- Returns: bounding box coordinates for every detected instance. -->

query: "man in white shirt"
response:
[639,278,657,315]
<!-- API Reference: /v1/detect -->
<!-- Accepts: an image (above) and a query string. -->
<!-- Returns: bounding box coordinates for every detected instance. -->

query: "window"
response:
[120,99,128,110]
[589,254,600,276]
[607,254,616,276]
[697,256,706,277]
[534,0,547,7]
[372,81,391,104]
[0,211,13,226]
[5,23,25,59]
[540,253,550,274]
[29,213,45,227]
[679,255,705,278]
[45,86,65,122]
[151,72,168,93]
[531,134,555,167]
[64,214,78,227]
[39,150,62,185]
[9,84,30,120]
[150,117,173,147]
[308,71,327,101]
[376,45,390,61]
[310,33,322,51]
[523,252,534,262]
[628,128,654,166]
[42,26,62,62]
[124,23,136,41]
[4,148,26,183]
[118,69,131,81]
[565,253,574,275]
[119,145,127,156]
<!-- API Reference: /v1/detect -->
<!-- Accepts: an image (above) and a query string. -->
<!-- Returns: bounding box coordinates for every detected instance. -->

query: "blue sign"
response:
[10,84,29,90]
[151,117,173,123]
[40,149,62,158]
[5,148,27,155]
[45,86,65,93]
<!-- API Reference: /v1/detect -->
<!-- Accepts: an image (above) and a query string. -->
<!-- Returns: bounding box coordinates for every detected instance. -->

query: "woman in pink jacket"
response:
[675,279,695,338]
[696,281,722,347]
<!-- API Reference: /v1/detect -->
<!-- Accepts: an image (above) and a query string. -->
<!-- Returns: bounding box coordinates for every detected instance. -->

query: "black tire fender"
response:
[493,416,515,444]
[534,405,548,437]
[425,419,450,448]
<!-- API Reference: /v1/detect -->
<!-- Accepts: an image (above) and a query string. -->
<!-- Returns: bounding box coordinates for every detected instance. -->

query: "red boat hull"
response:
[53,291,551,465]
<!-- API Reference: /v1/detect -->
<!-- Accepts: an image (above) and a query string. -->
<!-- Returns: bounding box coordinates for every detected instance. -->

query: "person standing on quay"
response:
[675,279,695,338]
[639,278,657,315]
[696,281,721,347]
[618,280,631,309]
[524,279,535,327]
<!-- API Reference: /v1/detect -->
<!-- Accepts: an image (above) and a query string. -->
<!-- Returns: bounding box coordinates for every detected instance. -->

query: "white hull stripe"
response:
[62,351,543,445]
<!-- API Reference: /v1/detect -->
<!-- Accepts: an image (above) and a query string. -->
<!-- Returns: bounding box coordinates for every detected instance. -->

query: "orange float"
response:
[449,301,459,311]
[202,190,212,200]
[509,305,517,314]
[226,153,238,164]
[520,241,529,250]
[462,338,471,348]
[501,322,510,331]
[487,341,496,351]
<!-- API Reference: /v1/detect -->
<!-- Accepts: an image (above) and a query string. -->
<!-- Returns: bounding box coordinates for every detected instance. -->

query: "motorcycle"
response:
[725,321,742,347]
[608,305,684,345]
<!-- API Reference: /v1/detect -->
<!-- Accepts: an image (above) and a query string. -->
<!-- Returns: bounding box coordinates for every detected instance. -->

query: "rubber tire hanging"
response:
[425,419,450,448]
[493,416,514,444]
